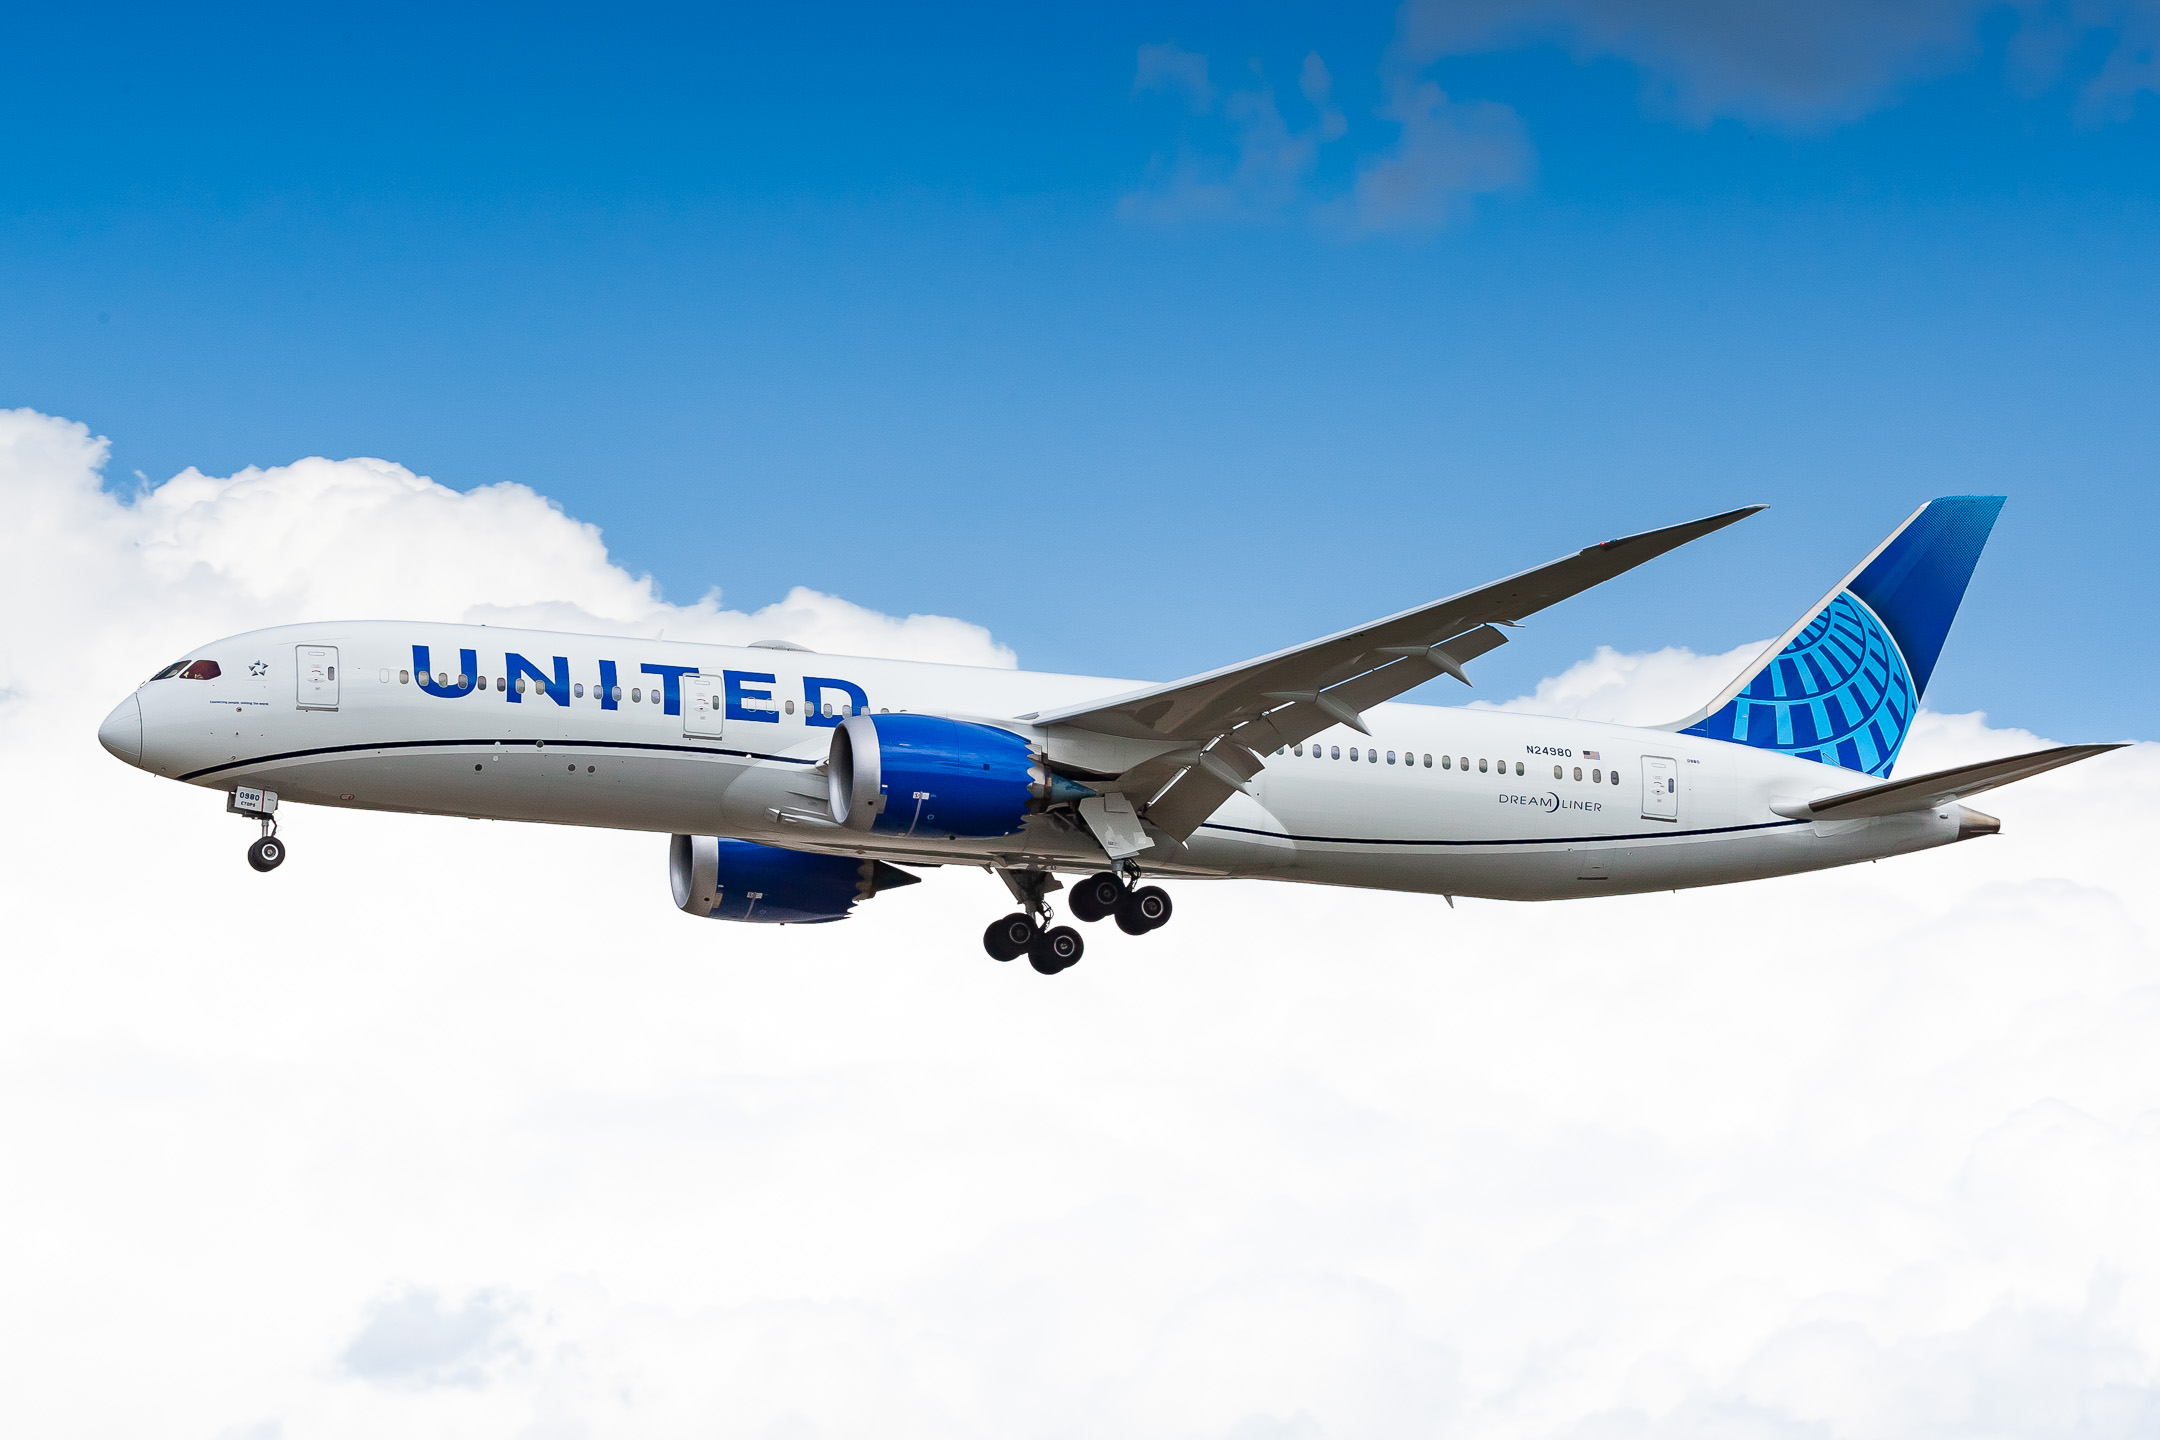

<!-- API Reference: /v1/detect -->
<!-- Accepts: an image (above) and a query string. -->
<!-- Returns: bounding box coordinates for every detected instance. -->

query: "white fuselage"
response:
[106,621,1979,900]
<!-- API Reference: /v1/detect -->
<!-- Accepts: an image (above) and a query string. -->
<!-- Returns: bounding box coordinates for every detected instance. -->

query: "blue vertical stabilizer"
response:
[1673,496,2004,776]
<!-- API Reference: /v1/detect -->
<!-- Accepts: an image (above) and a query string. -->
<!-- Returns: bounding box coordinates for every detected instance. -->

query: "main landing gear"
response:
[1068,871,1172,936]
[982,869,1085,974]
[982,913,1085,974]
[981,868,1172,975]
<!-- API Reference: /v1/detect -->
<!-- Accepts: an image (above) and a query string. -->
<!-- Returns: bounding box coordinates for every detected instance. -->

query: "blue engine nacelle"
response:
[670,834,921,924]
[827,713,1095,838]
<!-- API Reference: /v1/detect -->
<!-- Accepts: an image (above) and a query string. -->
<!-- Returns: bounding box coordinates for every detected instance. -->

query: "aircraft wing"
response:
[1790,743,2124,820]
[1035,504,1764,840]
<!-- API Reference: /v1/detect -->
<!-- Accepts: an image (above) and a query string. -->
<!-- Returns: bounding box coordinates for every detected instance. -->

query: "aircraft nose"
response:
[99,693,143,766]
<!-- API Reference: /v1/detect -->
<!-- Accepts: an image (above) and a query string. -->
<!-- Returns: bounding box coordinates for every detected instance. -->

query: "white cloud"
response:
[1348,78,1534,233]
[1134,41,1216,112]
[1395,0,2160,128]
[1121,47,1353,226]
[341,1287,525,1389]
[1469,638,1762,726]
[4,407,2158,1437]
[0,407,1010,736]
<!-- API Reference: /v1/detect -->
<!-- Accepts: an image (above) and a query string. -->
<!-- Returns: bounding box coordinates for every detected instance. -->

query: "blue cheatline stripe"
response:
[178,737,819,783]
[1197,818,1809,849]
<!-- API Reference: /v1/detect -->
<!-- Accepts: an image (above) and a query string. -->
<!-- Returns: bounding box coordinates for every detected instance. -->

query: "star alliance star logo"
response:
[248,660,268,676]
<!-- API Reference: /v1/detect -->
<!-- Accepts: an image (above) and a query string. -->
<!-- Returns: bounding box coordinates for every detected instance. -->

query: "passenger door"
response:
[1641,755,1678,821]
[682,674,725,739]
[296,645,339,710]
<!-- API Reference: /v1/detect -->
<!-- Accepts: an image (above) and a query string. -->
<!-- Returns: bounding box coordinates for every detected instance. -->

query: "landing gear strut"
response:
[230,786,285,872]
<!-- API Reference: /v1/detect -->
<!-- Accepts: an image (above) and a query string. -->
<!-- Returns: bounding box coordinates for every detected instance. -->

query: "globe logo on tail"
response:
[1683,590,1915,776]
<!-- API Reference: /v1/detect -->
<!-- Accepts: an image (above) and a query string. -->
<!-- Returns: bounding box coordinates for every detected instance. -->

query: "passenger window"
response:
[573,682,584,698]
[1554,764,1563,779]
[1330,746,1340,759]
[1592,768,1601,782]
[436,672,448,687]
[1294,743,1304,756]
[1441,755,1451,769]
[1423,754,1432,767]
[516,677,527,693]
[1573,766,1582,781]
[398,670,410,684]
[458,674,470,690]
[612,686,623,702]
[1611,770,1620,785]
[180,660,221,680]
[379,668,390,683]
[1515,761,1524,776]
[785,700,796,714]
[1349,747,1359,761]
[1386,750,1396,765]
[1478,758,1487,772]
[631,687,642,702]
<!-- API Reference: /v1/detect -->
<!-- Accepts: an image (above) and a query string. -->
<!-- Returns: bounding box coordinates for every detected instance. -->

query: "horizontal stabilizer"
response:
[1782,743,2123,820]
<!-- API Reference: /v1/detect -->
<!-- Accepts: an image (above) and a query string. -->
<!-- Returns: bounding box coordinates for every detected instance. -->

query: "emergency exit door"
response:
[682,674,724,738]
[295,645,339,710]
[1641,755,1678,821]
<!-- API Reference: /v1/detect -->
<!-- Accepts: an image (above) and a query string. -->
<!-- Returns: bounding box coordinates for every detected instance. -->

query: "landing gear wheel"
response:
[1028,925,1084,974]
[1069,872,1124,923]
[983,912,1035,962]
[1115,885,1170,935]
[247,836,286,873]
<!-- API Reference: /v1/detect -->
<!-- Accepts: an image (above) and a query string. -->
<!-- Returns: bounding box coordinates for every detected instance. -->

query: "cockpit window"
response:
[148,659,221,681]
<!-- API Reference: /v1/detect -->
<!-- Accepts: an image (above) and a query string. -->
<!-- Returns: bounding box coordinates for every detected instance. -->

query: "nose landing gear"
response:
[229,786,286,872]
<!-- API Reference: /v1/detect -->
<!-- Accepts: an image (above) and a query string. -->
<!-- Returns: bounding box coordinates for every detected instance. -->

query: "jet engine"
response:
[670,834,920,924]
[827,713,1095,838]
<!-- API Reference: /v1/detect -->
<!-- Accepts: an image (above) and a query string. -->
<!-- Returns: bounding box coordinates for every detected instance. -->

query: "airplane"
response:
[97,495,2118,975]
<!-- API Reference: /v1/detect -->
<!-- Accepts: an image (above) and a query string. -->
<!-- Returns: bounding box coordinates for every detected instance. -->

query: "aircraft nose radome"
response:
[98,694,142,765]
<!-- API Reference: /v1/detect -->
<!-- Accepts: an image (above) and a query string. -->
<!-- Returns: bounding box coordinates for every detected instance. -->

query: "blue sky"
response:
[6,1,2156,739]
